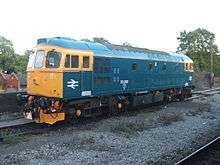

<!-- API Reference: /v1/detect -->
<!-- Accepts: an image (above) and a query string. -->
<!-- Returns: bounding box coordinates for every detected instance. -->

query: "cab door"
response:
[63,54,81,99]
[81,56,93,97]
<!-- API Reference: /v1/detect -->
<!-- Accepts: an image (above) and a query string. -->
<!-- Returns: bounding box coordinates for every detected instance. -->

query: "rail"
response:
[175,136,220,165]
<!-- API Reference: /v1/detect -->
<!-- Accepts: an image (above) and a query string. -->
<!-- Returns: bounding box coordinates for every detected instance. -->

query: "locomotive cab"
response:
[27,45,93,98]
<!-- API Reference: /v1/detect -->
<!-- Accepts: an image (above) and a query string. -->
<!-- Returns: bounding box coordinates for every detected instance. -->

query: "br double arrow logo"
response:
[67,79,79,89]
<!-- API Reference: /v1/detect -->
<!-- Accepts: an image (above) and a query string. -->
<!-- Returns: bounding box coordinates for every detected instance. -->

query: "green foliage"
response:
[84,37,132,47]
[2,134,24,144]
[111,122,145,137]
[213,56,220,76]
[122,42,132,47]
[0,36,28,73]
[177,28,219,71]
[81,38,92,42]
[93,37,108,43]
[14,54,28,73]
[0,36,15,73]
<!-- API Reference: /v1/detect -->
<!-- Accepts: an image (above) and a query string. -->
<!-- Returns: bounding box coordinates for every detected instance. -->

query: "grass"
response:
[186,103,211,116]
[158,112,184,126]
[111,122,145,137]
[1,135,24,144]
[0,130,25,144]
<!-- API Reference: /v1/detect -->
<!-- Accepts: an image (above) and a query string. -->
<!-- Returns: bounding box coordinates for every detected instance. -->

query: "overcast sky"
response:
[0,0,219,54]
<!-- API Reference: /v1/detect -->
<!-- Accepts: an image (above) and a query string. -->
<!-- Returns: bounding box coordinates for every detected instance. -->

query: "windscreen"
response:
[34,50,45,68]
[46,51,61,68]
[27,50,45,69]
[27,51,35,68]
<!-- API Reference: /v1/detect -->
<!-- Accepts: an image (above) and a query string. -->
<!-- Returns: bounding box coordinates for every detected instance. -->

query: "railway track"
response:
[186,87,220,101]
[175,136,220,165]
[0,119,74,143]
[0,87,220,142]
[0,120,50,142]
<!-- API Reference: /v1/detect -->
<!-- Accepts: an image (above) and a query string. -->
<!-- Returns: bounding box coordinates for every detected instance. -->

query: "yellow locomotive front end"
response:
[24,45,65,124]
[21,41,94,125]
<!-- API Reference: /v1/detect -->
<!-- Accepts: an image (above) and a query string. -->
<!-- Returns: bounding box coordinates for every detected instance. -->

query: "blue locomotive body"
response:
[58,38,193,100]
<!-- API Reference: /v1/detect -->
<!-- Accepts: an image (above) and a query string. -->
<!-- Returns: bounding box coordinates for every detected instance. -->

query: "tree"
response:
[93,37,109,43]
[14,54,28,73]
[122,42,132,47]
[0,36,16,73]
[81,38,91,42]
[177,28,219,71]
[24,50,33,58]
[0,36,28,73]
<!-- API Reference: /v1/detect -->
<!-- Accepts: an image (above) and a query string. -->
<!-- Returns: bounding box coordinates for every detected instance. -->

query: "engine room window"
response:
[71,56,79,68]
[34,50,45,68]
[162,63,166,70]
[149,63,153,70]
[65,55,70,68]
[46,51,61,68]
[132,63,137,70]
[83,56,89,68]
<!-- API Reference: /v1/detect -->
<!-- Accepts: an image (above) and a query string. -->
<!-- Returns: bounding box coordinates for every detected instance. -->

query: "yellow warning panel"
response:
[35,111,65,124]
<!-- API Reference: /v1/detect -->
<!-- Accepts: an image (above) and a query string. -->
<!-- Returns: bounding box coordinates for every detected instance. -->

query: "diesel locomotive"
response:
[19,37,194,124]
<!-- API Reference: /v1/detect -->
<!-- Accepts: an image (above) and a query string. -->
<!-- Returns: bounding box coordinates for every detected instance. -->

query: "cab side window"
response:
[132,63,137,70]
[190,63,194,71]
[185,63,189,70]
[65,54,79,68]
[71,56,79,68]
[65,55,70,68]
[83,56,89,68]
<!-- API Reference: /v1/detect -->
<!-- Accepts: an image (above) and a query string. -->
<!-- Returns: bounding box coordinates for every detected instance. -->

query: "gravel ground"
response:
[0,94,220,165]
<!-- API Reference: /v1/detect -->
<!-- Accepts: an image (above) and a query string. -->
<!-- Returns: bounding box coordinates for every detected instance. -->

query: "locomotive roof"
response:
[37,37,193,63]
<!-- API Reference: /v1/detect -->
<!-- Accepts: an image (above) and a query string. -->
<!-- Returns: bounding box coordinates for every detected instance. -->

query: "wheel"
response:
[163,95,169,105]
[109,97,118,115]
[109,96,129,115]
[179,94,185,101]
[65,106,82,124]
